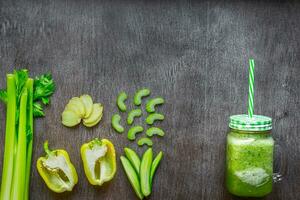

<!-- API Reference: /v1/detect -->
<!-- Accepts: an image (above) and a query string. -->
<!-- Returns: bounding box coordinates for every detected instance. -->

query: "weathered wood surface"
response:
[0,0,299,199]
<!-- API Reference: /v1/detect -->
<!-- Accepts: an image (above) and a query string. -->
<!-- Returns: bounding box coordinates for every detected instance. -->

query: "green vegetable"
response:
[24,79,34,200]
[121,148,163,199]
[15,70,28,101]
[140,148,153,196]
[33,102,45,117]
[127,126,144,140]
[0,70,55,200]
[37,141,78,193]
[81,138,116,186]
[124,147,141,174]
[80,94,93,118]
[0,75,17,200]
[62,95,103,128]
[33,73,55,102]
[82,103,103,127]
[65,97,86,118]
[127,109,142,125]
[137,138,153,147]
[111,114,124,133]
[146,97,164,113]
[134,88,150,106]
[117,91,127,112]
[145,113,164,125]
[62,110,81,127]
[120,156,144,200]
[146,127,165,137]
[32,73,55,117]
[0,89,7,103]
[150,151,163,186]
[13,78,33,200]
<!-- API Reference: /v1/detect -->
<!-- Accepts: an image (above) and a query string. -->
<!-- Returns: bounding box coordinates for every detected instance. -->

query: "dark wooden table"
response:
[0,0,299,199]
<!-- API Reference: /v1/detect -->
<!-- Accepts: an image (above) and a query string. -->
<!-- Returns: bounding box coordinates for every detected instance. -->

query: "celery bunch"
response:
[0,70,55,200]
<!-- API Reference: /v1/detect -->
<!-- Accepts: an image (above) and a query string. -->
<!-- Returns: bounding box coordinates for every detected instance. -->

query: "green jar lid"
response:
[229,114,272,131]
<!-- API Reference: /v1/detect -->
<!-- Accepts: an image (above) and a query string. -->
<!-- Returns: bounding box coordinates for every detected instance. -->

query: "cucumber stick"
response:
[140,148,152,197]
[150,151,163,186]
[124,148,141,174]
[120,156,144,200]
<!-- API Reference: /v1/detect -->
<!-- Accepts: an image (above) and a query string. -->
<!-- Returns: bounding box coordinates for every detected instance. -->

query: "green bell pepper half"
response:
[36,141,78,193]
[80,138,116,186]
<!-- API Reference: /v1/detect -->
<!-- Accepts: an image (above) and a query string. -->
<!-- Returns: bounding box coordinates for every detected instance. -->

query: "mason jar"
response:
[226,114,274,197]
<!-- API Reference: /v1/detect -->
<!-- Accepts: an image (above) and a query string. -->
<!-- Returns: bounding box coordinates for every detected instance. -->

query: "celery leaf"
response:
[32,73,55,118]
[41,97,50,105]
[33,73,55,101]
[26,129,33,144]
[33,102,45,117]
[14,69,29,102]
[0,89,7,104]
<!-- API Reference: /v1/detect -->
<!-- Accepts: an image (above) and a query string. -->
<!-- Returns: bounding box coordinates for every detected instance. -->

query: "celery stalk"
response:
[24,79,33,200]
[11,87,28,200]
[0,70,55,199]
[0,75,16,200]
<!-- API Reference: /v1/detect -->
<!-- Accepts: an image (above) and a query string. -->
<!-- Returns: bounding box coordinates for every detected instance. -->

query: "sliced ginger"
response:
[83,103,103,127]
[62,110,81,127]
[80,95,93,118]
[66,97,86,118]
[62,95,103,128]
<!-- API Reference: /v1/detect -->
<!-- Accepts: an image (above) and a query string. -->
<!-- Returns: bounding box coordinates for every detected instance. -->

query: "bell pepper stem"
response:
[44,141,54,156]
[88,138,102,149]
[91,138,101,146]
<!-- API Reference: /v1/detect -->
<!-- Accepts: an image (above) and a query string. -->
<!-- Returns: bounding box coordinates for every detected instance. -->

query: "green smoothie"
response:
[226,130,274,197]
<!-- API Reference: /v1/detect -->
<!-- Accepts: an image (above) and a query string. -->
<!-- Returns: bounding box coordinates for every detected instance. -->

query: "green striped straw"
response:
[248,59,255,118]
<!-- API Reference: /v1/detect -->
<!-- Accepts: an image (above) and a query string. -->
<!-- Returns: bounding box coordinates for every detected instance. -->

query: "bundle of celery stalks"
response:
[0,70,55,200]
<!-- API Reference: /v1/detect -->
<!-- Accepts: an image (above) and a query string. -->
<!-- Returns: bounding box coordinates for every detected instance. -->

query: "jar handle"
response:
[273,141,287,183]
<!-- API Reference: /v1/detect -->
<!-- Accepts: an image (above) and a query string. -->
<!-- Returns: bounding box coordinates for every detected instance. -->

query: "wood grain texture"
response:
[0,0,299,199]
